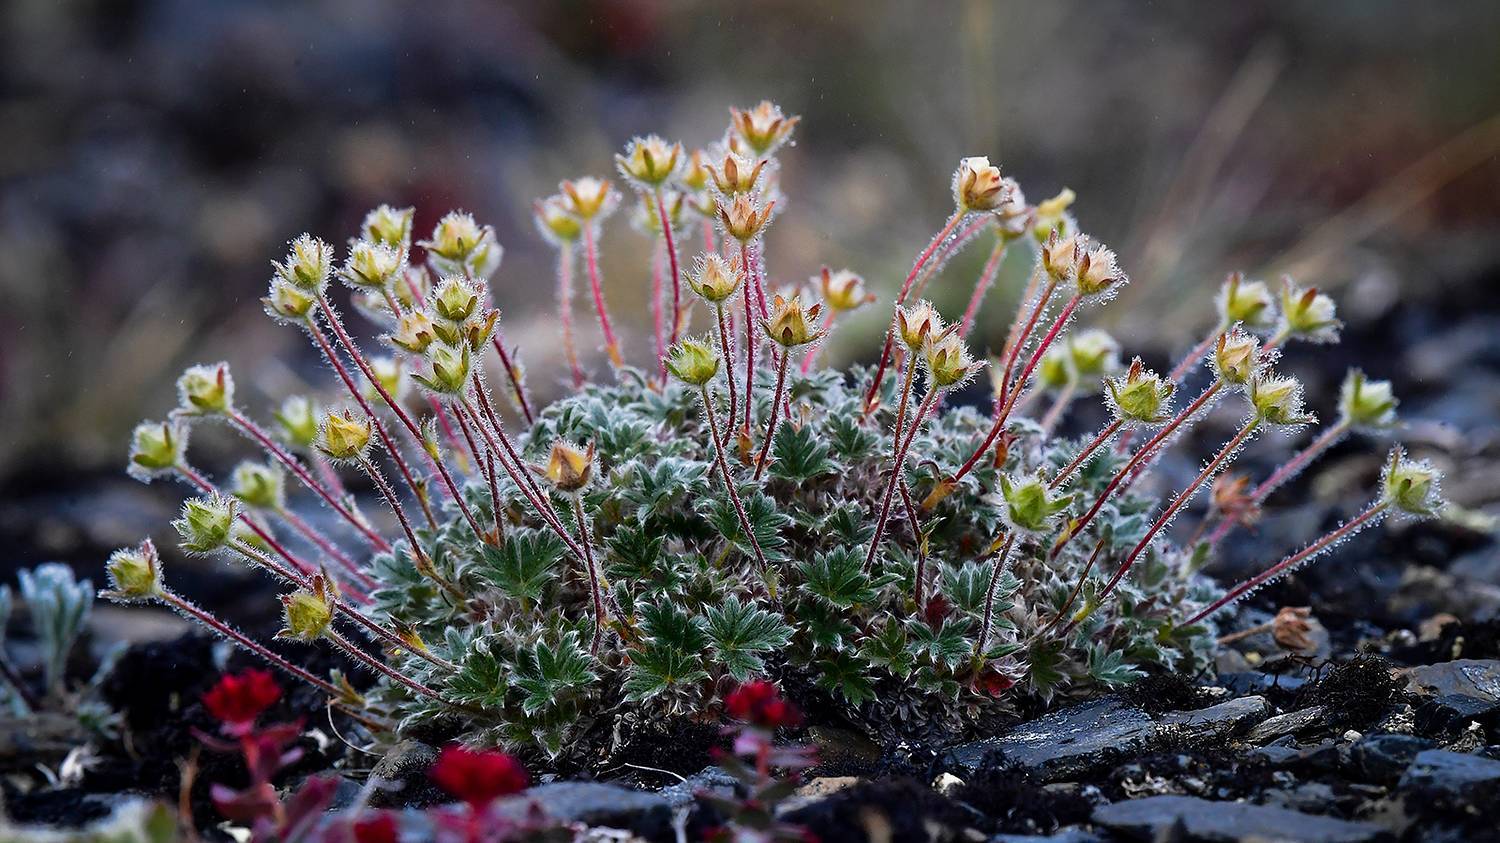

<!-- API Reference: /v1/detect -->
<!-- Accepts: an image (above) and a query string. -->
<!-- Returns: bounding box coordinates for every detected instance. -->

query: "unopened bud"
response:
[432,276,481,323]
[128,419,187,480]
[762,294,824,348]
[952,157,1007,212]
[1213,328,1261,385]
[318,411,374,463]
[273,235,333,293]
[559,177,618,221]
[274,396,321,449]
[1215,273,1276,331]
[923,330,984,388]
[687,253,743,304]
[819,268,875,313]
[1105,359,1174,425]
[103,539,164,602]
[421,212,502,281]
[894,301,945,351]
[230,461,285,510]
[1338,369,1398,430]
[263,280,317,322]
[413,343,473,395]
[616,135,683,187]
[716,194,775,242]
[278,580,335,642]
[533,195,583,247]
[728,101,800,157]
[542,440,595,492]
[343,240,403,290]
[176,363,235,415]
[1278,278,1340,343]
[1247,373,1315,427]
[361,204,415,249]
[666,337,721,386]
[998,474,1074,534]
[174,494,238,554]
[1381,447,1443,518]
[709,152,767,196]
[389,311,437,354]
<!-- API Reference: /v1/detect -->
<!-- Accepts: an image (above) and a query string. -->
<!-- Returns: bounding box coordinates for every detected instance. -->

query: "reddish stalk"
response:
[740,242,759,435]
[557,245,585,388]
[910,216,994,304]
[1049,419,1125,490]
[867,377,938,571]
[1036,536,1107,638]
[1206,420,1350,548]
[452,405,503,534]
[700,386,770,576]
[572,495,609,654]
[896,476,928,607]
[800,310,837,374]
[651,238,667,381]
[176,465,322,585]
[583,224,623,368]
[324,628,451,705]
[1039,381,1076,436]
[1168,327,1224,384]
[158,590,344,699]
[715,302,740,434]
[276,507,376,591]
[959,236,1008,338]
[655,187,684,353]
[974,533,1016,657]
[355,454,462,603]
[752,348,791,481]
[488,330,534,425]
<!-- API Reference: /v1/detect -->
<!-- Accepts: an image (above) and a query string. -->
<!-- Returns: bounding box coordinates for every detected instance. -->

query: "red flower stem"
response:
[175,465,321,584]
[740,242,758,436]
[1036,536,1107,638]
[865,353,918,569]
[1049,418,1124,490]
[470,386,570,535]
[974,533,1016,657]
[749,241,769,320]
[1168,327,1224,384]
[752,348,791,481]
[715,302,739,434]
[488,330,534,425]
[897,475,927,607]
[557,245,585,388]
[800,309,838,374]
[275,507,377,591]
[700,386,769,577]
[701,219,716,255]
[656,187,684,354]
[909,217,992,303]
[651,237,666,382]
[583,224,623,368]
[1205,421,1351,548]
[158,590,344,699]
[355,454,462,603]
[572,495,608,654]
[324,628,450,705]
[226,409,389,552]
[863,210,966,416]
[959,236,1008,338]
[312,455,349,500]
[1039,380,1076,436]
[867,381,939,571]
[1183,500,1389,627]
[452,405,502,533]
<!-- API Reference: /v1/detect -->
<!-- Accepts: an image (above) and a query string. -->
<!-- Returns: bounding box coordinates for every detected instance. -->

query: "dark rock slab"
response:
[948,697,1156,781]
[499,782,671,837]
[658,765,738,808]
[990,832,1102,842]
[1349,734,1436,784]
[1397,749,1500,801]
[1246,706,1329,745]
[1405,659,1500,701]
[367,739,444,808]
[1158,695,1270,740]
[1092,794,1388,842]
[1414,693,1500,738]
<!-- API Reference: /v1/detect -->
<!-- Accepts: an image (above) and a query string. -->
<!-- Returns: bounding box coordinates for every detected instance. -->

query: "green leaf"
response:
[447,647,509,709]
[510,632,596,716]
[638,601,710,654]
[798,547,877,609]
[605,522,668,585]
[815,651,875,706]
[622,456,710,516]
[624,641,709,702]
[859,620,914,679]
[907,615,975,671]
[477,528,562,606]
[707,490,790,562]
[826,412,878,462]
[1087,642,1143,686]
[704,597,794,681]
[769,422,838,483]
[822,501,876,547]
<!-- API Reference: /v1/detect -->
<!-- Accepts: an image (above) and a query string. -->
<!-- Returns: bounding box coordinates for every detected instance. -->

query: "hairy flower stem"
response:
[1050,419,1125,490]
[974,534,1016,657]
[157,590,344,699]
[959,236,1009,338]
[740,243,759,436]
[556,245,585,388]
[800,310,837,375]
[1204,421,1351,548]
[699,386,769,578]
[276,507,376,592]
[715,302,739,434]
[226,409,389,552]
[1168,326,1225,384]
[488,331,534,425]
[355,454,464,604]
[1184,500,1389,627]
[1039,381,1076,436]
[651,239,666,381]
[753,349,791,480]
[583,224,623,368]
[655,187,684,354]
[572,495,608,654]
[865,356,920,570]
[451,404,501,529]
[910,217,993,303]
[324,628,451,705]
[176,464,323,584]
[897,476,928,606]
[863,210,966,415]
[1036,536,1107,638]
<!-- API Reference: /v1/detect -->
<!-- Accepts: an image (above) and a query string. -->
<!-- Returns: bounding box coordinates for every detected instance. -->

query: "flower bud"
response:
[617,135,683,187]
[666,336,721,386]
[273,396,321,449]
[728,101,800,157]
[894,301,945,351]
[716,194,775,242]
[1040,230,1079,281]
[1212,328,1261,386]
[342,240,404,290]
[388,311,437,355]
[318,411,374,463]
[992,178,1032,242]
[762,294,824,348]
[1032,188,1075,242]
[364,356,406,404]
[230,461,285,510]
[278,579,336,642]
[1041,329,1120,391]
[412,343,473,395]
[103,539,164,602]
[174,494,239,554]
[922,330,984,388]
[952,157,1007,212]
[1073,240,1127,300]
[631,190,686,236]
[1381,447,1443,518]
[708,152,767,196]
[176,363,235,415]
[1278,278,1340,343]
[432,276,481,323]
[997,474,1075,534]
[687,253,743,304]
[533,195,582,247]
[1247,373,1315,427]
[1105,359,1175,425]
[681,149,713,193]
[421,212,503,281]
[128,419,187,480]
[559,177,618,221]
[1215,273,1276,331]
[361,204,415,250]
[460,309,500,352]
[542,440,595,492]
[262,279,317,323]
[1338,369,1398,430]
[819,268,875,313]
[273,235,333,293]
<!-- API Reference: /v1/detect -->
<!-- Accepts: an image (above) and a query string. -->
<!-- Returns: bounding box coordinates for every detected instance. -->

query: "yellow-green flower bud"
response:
[459,310,499,352]
[1278,278,1340,343]
[923,331,984,388]
[278,581,335,642]
[728,100,799,157]
[128,419,186,480]
[103,539,163,602]
[1338,369,1398,430]
[431,276,481,323]
[1215,273,1276,331]
[420,212,502,280]
[952,156,1007,212]
[819,268,875,313]
[318,411,374,463]
[1105,359,1174,425]
[176,363,234,415]
[388,311,436,355]
[616,135,683,187]
[343,240,403,290]
[681,149,712,193]
[997,474,1075,534]
[762,294,824,349]
[560,177,617,221]
[274,396,320,449]
[272,235,332,293]
[1032,188,1075,243]
[1381,447,1443,518]
[1247,374,1315,427]
[666,337,721,386]
[709,152,767,196]
[1047,329,1121,392]
[230,461,285,510]
[687,254,743,304]
[361,204,414,249]
[533,195,582,246]
[173,494,238,554]
[894,301,945,351]
[1213,328,1261,386]
[542,440,595,492]
[1073,240,1127,300]
[262,279,317,323]
[412,343,473,395]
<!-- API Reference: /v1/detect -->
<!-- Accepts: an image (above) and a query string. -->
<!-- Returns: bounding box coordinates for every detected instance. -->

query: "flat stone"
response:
[499,782,671,837]
[1158,695,1271,740]
[367,739,445,808]
[948,697,1157,782]
[990,832,1102,842]
[1405,659,1500,702]
[1349,734,1436,784]
[1092,794,1388,842]
[1246,706,1329,745]
[657,766,738,808]
[1397,749,1500,801]
[1413,693,1500,738]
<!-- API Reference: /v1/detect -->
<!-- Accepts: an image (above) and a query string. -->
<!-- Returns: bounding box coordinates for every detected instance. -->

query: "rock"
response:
[657,766,738,808]
[948,697,1157,782]
[778,776,861,815]
[990,832,1103,842]
[367,739,445,808]
[1092,794,1387,842]
[1158,695,1271,740]
[1246,706,1329,745]
[500,782,671,837]
[1413,693,1500,738]
[1349,734,1436,784]
[1397,749,1500,801]
[1217,670,1308,700]
[1405,659,1500,701]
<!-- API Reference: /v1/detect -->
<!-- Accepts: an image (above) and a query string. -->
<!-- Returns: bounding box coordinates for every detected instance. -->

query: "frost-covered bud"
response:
[176,363,234,415]
[542,440,595,492]
[1032,188,1075,243]
[388,311,437,355]
[1247,374,1315,427]
[362,204,415,250]
[1105,359,1174,425]
[560,177,618,221]
[1215,273,1276,332]
[174,494,238,554]
[342,240,403,290]
[992,178,1032,242]
[421,212,502,281]
[364,356,406,403]
[1278,278,1341,343]
[1338,369,1398,430]
[263,279,317,322]
[1381,447,1443,518]
[103,539,163,602]
[1073,239,1127,300]
[273,396,320,449]
[952,157,1007,212]
[1041,330,1121,391]
[432,277,481,323]
[617,135,683,187]
[728,100,799,157]
[413,343,473,395]
[128,419,187,480]
[273,235,333,293]
[681,149,712,193]
[278,580,335,642]
[997,474,1074,535]
[459,310,499,352]
[894,301,945,351]
[762,294,824,349]
[533,195,582,247]
[708,152,767,196]
[666,336,721,386]
[687,254,743,304]
[230,461,285,510]
[1040,230,1079,281]
[922,331,984,389]
[819,268,875,313]
[1213,328,1261,386]
[318,411,374,463]
[716,194,775,242]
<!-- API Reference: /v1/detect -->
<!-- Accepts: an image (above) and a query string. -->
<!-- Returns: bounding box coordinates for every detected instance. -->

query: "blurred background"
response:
[3,0,1500,620]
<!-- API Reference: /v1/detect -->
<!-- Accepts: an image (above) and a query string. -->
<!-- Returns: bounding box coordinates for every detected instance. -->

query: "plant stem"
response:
[176,464,322,584]
[865,354,920,570]
[800,309,837,374]
[910,216,993,303]
[557,245,585,388]
[959,236,1008,338]
[1039,380,1076,436]
[583,224,623,368]
[700,386,769,576]
[158,590,344,699]
[896,475,927,607]
[867,383,939,571]
[739,242,758,436]
[651,238,666,382]
[753,348,791,480]
[275,507,376,592]
[355,454,463,603]
[1050,418,1124,490]
[572,495,608,654]
[1167,326,1225,384]
[1036,536,1107,638]
[715,301,739,434]
[324,628,451,705]
[488,329,534,425]
[974,534,1016,657]
[1206,420,1351,549]
[451,402,500,532]
[656,187,684,354]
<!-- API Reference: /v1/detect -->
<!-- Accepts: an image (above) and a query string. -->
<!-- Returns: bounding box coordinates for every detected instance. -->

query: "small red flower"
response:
[430,744,529,807]
[203,669,282,731]
[724,681,801,730]
[351,811,400,843]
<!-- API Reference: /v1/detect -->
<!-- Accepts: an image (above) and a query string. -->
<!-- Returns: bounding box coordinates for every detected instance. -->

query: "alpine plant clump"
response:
[108,102,1442,758]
